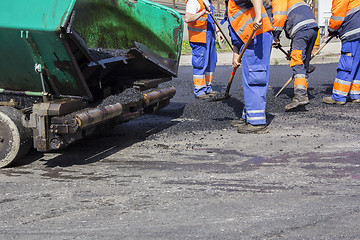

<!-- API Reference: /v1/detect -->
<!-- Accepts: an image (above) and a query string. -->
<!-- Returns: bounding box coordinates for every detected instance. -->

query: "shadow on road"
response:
[12,103,186,168]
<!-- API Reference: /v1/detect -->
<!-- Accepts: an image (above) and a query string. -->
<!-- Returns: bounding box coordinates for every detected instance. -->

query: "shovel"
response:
[274,35,334,98]
[210,28,257,101]
[203,0,233,51]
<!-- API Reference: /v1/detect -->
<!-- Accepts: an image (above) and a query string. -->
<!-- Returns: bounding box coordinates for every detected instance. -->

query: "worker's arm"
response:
[328,0,349,35]
[232,45,241,68]
[185,9,209,23]
[215,25,225,43]
[250,0,263,30]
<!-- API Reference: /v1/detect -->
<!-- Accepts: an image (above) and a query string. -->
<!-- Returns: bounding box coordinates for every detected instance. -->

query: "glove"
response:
[272,30,282,42]
[272,41,281,48]
[328,30,338,37]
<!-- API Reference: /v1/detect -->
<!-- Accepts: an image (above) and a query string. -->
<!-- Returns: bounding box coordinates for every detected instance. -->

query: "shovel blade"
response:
[208,92,230,102]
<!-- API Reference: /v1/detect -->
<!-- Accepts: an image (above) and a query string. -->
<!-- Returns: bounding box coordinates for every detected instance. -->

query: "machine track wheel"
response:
[0,106,32,168]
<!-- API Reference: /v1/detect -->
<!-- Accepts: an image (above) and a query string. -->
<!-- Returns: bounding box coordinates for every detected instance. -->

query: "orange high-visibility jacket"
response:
[227,0,273,43]
[272,0,317,39]
[329,0,360,43]
[187,0,214,43]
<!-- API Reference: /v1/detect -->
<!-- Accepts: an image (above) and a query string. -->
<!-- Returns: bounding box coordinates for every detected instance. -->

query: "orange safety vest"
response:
[228,0,273,43]
[272,0,313,29]
[187,0,213,43]
[329,0,360,31]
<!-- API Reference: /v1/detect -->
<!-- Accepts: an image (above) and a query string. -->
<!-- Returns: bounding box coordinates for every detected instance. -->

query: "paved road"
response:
[1,64,360,240]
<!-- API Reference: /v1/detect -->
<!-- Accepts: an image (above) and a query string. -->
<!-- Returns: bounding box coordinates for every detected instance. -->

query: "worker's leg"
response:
[241,31,272,126]
[190,42,207,97]
[349,39,360,101]
[204,19,217,94]
[328,41,357,103]
[285,29,317,110]
[303,28,318,75]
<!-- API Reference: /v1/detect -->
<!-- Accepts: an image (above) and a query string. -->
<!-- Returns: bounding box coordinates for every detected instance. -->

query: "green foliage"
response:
[181,41,192,55]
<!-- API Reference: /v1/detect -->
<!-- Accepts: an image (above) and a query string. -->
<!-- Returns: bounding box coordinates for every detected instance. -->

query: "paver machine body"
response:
[0,0,183,167]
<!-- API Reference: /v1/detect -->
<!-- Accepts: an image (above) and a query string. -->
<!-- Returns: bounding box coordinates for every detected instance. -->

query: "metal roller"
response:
[143,86,176,106]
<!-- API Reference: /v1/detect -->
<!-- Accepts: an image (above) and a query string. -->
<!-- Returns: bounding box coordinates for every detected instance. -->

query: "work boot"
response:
[322,96,345,105]
[206,90,220,97]
[196,94,210,100]
[237,123,269,134]
[230,118,246,127]
[351,98,360,103]
[307,65,316,74]
[285,94,309,110]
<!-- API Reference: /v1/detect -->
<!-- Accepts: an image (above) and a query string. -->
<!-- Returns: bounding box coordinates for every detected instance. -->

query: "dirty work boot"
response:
[285,94,309,110]
[196,94,210,100]
[206,90,220,97]
[307,65,316,74]
[230,118,246,127]
[351,98,360,103]
[237,123,269,134]
[322,96,345,105]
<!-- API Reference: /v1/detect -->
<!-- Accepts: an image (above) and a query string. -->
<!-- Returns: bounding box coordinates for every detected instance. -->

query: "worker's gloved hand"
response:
[272,30,282,43]
[272,40,281,48]
[328,30,338,37]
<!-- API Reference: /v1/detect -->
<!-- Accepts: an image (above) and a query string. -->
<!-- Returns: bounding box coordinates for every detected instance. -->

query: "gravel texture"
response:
[95,88,144,107]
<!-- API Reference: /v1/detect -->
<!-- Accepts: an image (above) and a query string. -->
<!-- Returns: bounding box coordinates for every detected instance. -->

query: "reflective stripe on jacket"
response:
[187,0,212,43]
[272,0,318,38]
[329,0,360,43]
[227,0,273,43]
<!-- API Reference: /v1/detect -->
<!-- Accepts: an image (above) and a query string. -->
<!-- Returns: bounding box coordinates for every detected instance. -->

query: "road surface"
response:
[1,63,360,240]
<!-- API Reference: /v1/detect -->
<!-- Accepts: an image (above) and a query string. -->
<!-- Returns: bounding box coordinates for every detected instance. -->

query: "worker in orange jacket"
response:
[272,0,318,110]
[185,0,224,100]
[322,0,360,105]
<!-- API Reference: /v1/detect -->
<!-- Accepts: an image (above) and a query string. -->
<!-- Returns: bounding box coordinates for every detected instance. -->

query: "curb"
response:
[179,41,341,66]
[179,52,341,66]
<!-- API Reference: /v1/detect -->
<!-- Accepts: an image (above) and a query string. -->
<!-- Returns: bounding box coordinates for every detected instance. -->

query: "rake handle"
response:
[310,35,334,61]
[204,5,234,51]
[225,29,257,96]
[277,44,291,60]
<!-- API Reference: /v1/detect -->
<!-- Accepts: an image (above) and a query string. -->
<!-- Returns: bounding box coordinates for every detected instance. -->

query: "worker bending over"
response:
[323,0,360,105]
[185,0,224,100]
[227,0,273,133]
[272,0,318,110]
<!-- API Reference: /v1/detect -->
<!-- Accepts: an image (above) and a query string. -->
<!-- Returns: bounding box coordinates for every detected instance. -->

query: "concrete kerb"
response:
[179,40,341,66]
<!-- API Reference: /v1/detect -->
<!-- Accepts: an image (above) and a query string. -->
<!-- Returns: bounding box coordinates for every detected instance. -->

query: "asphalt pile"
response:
[152,81,359,134]
[114,64,360,137]
[95,88,144,107]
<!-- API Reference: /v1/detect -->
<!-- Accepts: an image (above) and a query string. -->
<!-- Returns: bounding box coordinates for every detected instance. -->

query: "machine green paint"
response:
[0,0,183,98]
[73,0,183,60]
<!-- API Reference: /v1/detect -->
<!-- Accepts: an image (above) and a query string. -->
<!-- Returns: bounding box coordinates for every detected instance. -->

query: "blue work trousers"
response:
[236,32,273,125]
[290,28,318,95]
[332,39,360,102]
[190,26,217,97]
